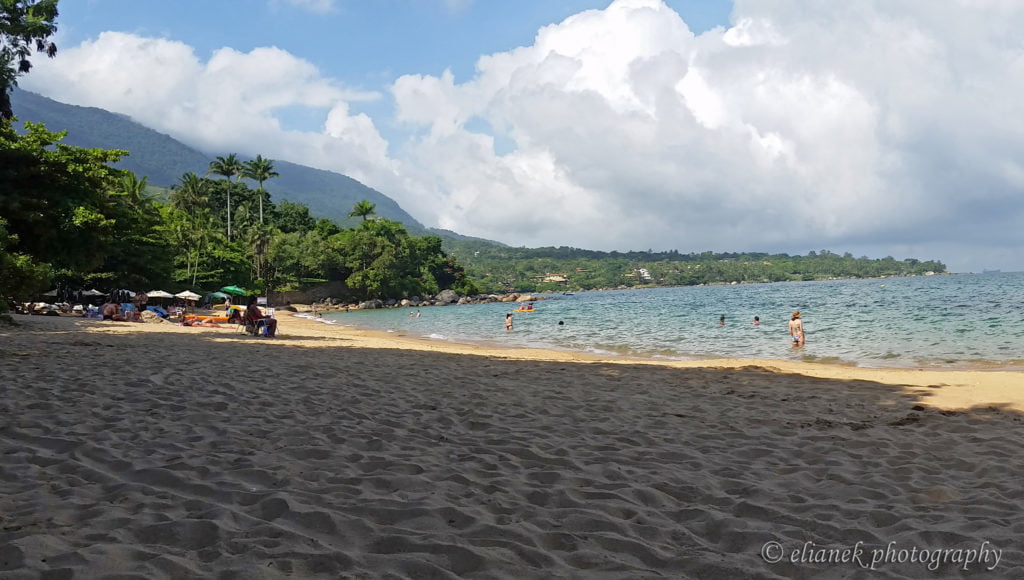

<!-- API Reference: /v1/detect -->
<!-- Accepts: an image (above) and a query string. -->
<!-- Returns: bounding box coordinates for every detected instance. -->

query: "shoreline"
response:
[278,313,1024,413]
[16,311,1021,411]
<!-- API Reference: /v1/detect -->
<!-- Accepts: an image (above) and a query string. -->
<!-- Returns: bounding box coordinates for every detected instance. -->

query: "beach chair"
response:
[237,314,267,336]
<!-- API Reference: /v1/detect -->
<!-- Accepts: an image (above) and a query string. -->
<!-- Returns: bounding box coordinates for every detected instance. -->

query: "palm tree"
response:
[241,155,278,224]
[349,200,377,221]
[116,172,148,210]
[169,172,208,219]
[207,153,243,241]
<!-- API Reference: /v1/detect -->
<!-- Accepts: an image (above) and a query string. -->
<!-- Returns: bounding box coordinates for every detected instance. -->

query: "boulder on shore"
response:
[435,289,459,304]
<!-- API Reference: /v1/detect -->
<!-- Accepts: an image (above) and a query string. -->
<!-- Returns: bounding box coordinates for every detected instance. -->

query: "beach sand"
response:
[2,313,1022,578]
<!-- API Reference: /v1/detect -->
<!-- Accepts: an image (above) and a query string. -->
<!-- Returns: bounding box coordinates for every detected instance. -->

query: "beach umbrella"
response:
[42,289,58,297]
[146,290,175,299]
[219,285,248,296]
[82,289,106,296]
[174,290,202,300]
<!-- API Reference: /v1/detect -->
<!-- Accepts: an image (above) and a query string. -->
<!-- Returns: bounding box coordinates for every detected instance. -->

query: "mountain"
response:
[9,89,425,229]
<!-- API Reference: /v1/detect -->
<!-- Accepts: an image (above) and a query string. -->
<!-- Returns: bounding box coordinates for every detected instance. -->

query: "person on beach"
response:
[245,303,278,337]
[101,302,125,321]
[752,316,760,326]
[789,311,805,346]
[506,312,513,331]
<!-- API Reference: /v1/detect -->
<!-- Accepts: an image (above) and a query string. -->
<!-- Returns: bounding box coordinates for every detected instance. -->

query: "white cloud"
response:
[274,0,337,14]
[20,0,1024,271]
[442,0,474,14]
[387,0,1024,271]
[21,31,393,185]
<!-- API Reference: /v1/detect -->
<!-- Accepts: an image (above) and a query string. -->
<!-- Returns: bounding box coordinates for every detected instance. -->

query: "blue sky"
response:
[19,0,1024,272]
[59,0,731,134]
[62,1,731,83]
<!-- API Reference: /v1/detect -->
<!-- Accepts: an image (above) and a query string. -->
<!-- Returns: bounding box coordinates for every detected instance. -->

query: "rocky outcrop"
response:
[435,289,459,304]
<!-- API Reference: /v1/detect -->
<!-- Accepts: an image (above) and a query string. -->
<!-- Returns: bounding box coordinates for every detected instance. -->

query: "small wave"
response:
[424,333,447,340]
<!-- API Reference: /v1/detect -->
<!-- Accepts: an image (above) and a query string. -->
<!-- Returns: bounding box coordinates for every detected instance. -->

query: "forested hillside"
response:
[446,243,948,293]
[9,89,426,229]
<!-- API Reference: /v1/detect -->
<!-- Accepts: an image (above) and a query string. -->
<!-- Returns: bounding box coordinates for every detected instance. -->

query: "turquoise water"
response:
[319,272,1024,369]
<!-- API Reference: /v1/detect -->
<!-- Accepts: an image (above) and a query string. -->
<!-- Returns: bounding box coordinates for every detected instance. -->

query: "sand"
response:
[2,313,1022,579]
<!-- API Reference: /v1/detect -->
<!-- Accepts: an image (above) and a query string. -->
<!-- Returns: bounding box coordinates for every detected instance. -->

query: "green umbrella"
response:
[219,285,248,296]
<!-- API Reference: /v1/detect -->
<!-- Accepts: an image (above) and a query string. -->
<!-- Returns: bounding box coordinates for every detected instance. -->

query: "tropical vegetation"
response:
[446,243,947,294]
[0,120,478,312]
[0,0,58,120]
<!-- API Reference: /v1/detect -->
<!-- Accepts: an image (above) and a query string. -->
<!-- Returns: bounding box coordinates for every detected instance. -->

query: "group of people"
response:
[719,312,804,346]
[168,300,278,337]
[504,307,806,346]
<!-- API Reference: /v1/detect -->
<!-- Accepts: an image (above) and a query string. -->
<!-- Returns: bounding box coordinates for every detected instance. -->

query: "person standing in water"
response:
[789,311,805,346]
[505,312,513,331]
[752,316,760,326]
[719,315,726,326]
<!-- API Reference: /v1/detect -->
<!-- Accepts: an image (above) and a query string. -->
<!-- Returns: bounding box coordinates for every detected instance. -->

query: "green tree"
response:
[0,121,126,272]
[241,154,278,224]
[167,173,216,285]
[348,199,376,221]
[0,216,50,312]
[169,172,209,220]
[0,0,58,120]
[207,153,243,241]
[83,172,174,290]
[272,200,316,233]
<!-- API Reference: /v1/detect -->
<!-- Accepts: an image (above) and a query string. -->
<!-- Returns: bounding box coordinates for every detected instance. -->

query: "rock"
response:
[435,289,459,304]
[457,297,472,305]
[500,293,520,303]
[358,299,384,309]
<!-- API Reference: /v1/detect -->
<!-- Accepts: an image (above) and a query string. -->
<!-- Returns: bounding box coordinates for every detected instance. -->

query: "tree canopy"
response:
[0,0,58,119]
[0,119,478,310]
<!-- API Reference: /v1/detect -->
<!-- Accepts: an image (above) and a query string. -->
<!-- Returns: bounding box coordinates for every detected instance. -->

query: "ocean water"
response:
[319,272,1024,369]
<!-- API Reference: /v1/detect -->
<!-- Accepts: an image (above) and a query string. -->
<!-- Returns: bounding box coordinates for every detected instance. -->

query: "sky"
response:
[17,0,1024,273]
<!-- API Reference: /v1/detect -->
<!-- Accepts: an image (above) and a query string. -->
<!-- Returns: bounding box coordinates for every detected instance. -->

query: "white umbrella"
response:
[82,289,106,296]
[147,290,175,299]
[42,289,59,296]
[174,290,202,300]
